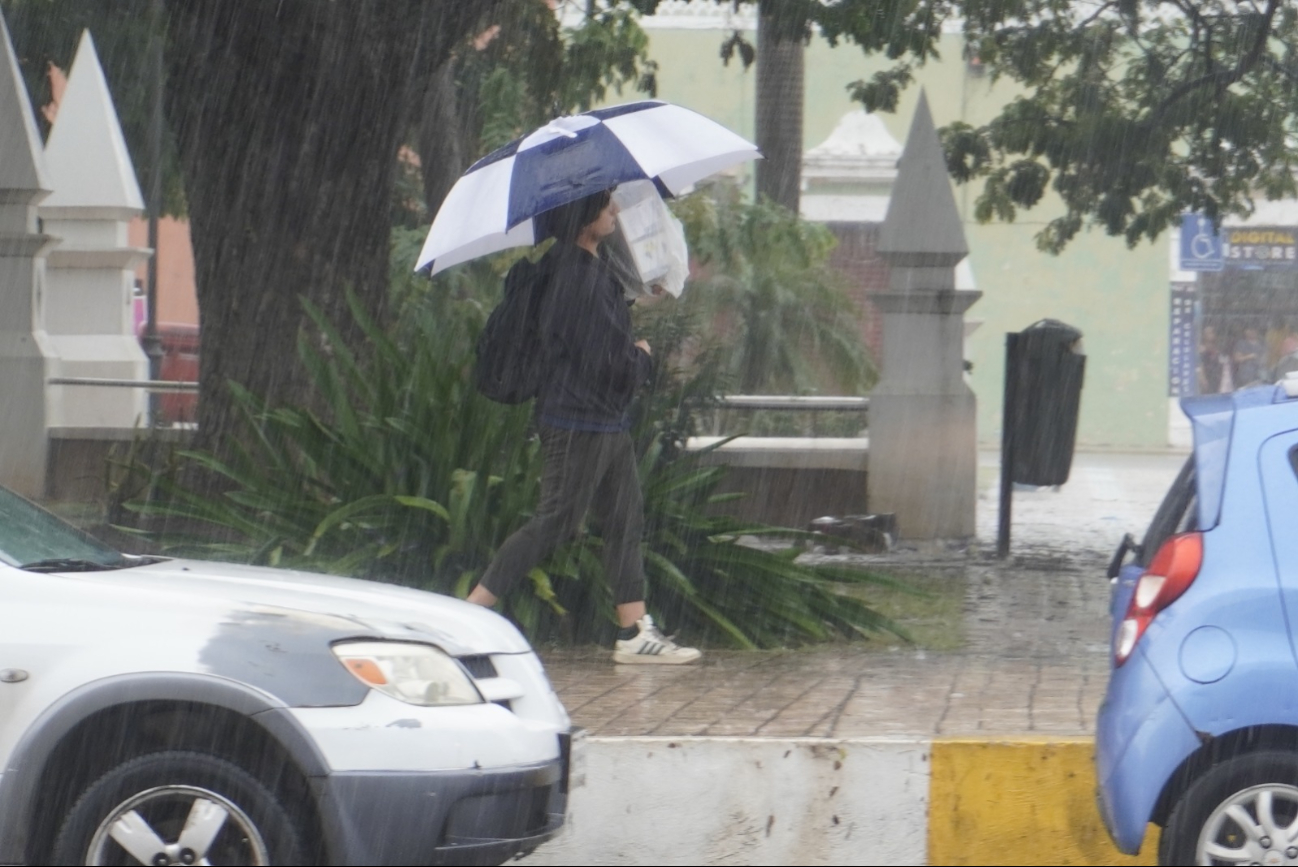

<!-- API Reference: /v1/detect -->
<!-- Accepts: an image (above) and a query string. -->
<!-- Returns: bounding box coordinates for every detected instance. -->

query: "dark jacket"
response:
[535,244,652,431]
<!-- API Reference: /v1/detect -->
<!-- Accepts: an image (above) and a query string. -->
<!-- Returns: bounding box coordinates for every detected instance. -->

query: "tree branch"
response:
[1146,0,1279,126]
[1166,0,1217,79]
[1074,1,1119,31]
[1263,55,1298,82]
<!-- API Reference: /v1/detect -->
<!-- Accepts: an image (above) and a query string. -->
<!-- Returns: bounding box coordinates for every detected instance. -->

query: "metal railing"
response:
[48,377,198,392]
[705,395,869,438]
[43,384,867,435]
[713,395,869,412]
[46,383,863,405]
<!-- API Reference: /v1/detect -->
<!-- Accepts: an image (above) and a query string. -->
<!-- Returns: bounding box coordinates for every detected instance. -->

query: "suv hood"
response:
[72,557,533,657]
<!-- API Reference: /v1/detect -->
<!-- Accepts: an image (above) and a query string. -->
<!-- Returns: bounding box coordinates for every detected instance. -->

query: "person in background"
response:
[1273,332,1298,382]
[1198,325,1228,394]
[1232,326,1265,388]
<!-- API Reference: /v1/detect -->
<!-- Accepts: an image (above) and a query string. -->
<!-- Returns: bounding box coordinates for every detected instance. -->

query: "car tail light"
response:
[1114,532,1203,666]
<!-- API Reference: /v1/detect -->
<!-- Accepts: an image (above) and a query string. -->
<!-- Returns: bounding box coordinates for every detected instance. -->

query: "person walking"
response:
[466,189,701,665]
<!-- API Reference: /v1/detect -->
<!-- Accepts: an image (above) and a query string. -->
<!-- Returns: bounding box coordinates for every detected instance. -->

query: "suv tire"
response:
[50,750,306,866]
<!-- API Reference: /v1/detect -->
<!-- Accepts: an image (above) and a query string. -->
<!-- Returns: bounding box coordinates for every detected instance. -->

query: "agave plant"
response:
[127,289,540,588]
[638,437,906,648]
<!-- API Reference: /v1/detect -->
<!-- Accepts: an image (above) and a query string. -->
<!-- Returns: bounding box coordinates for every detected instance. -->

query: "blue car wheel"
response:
[1162,750,1298,866]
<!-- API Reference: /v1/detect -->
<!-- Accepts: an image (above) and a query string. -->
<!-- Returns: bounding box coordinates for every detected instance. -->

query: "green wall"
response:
[642,28,1170,450]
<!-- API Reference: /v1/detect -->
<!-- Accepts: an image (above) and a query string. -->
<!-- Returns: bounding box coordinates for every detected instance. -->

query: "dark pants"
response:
[479,425,646,605]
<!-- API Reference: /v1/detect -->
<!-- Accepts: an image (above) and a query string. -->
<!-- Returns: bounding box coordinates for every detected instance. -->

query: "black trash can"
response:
[1003,319,1086,487]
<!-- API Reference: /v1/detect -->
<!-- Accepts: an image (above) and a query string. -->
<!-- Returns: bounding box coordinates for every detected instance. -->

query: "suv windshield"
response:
[1139,456,1199,568]
[0,487,131,571]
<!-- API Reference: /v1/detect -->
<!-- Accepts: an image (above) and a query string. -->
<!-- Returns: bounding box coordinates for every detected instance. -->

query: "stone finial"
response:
[802,110,902,183]
[877,90,968,272]
[43,30,145,213]
[0,12,50,199]
[38,27,149,433]
[800,109,903,223]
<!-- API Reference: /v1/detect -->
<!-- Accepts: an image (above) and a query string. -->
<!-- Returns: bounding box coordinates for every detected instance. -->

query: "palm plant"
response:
[671,184,877,397]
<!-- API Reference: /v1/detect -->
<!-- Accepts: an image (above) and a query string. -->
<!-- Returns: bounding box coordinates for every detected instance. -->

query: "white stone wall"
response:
[522,737,929,866]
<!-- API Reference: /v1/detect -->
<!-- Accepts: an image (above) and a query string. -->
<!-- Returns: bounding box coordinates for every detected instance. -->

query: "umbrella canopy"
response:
[415,100,759,274]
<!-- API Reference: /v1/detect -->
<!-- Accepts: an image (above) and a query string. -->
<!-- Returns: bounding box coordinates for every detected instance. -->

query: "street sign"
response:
[1180,213,1223,272]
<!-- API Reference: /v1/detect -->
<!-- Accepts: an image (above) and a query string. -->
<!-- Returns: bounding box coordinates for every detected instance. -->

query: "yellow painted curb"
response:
[927,737,1160,866]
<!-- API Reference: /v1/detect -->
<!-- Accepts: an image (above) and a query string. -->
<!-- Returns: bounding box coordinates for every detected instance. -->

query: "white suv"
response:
[0,485,578,866]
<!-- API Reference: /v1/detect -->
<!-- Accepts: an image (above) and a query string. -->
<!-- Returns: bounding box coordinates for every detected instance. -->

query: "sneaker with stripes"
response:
[612,615,701,665]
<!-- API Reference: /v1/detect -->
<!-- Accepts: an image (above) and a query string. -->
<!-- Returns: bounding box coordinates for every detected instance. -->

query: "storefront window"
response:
[1178,225,1298,395]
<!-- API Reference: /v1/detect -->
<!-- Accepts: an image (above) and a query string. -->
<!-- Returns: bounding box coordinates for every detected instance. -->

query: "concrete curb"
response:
[928,738,1157,866]
[521,736,1159,866]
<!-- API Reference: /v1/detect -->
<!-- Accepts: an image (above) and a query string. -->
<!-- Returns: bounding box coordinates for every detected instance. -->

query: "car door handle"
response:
[0,669,29,683]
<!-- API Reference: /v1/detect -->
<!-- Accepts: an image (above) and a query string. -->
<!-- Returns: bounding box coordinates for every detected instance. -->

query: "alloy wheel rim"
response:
[85,784,269,866]
[1198,783,1298,866]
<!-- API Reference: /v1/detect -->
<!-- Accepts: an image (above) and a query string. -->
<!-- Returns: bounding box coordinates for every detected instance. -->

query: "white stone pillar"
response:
[40,30,150,431]
[868,92,981,540]
[0,12,56,497]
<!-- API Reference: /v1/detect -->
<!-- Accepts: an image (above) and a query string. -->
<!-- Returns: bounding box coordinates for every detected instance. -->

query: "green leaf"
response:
[392,496,451,522]
[527,568,569,615]
[685,596,757,650]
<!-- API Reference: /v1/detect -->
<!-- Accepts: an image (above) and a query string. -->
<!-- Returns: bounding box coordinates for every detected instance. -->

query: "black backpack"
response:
[474,256,549,404]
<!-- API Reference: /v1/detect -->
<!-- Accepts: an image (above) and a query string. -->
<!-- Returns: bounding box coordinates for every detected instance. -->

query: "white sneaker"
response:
[613,615,701,665]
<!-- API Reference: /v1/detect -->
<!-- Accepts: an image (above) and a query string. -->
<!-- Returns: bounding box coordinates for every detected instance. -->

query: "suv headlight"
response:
[332,641,483,707]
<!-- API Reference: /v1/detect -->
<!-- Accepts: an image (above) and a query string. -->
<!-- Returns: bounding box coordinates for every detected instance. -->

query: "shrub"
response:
[125,222,907,648]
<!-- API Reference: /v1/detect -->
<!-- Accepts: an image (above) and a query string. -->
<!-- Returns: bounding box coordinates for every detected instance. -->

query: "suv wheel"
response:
[51,750,305,866]
[1162,750,1298,865]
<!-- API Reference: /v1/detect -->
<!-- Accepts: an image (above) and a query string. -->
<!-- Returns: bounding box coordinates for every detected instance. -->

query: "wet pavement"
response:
[539,449,1188,738]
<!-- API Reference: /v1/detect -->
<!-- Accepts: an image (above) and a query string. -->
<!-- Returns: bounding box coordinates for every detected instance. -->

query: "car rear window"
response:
[1139,456,1199,567]
[1182,393,1238,532]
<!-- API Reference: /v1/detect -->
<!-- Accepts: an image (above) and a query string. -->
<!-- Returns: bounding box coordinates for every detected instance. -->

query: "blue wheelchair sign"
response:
[1180,213,1223,271]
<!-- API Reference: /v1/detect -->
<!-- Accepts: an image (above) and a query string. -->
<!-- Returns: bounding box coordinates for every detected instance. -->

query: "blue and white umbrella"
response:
[415,100,760,274]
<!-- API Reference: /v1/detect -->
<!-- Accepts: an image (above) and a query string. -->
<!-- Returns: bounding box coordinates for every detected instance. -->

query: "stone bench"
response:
[684,436,869,529]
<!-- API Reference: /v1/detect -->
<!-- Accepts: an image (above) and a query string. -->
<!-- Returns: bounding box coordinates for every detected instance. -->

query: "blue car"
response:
[1098,381,1298,865]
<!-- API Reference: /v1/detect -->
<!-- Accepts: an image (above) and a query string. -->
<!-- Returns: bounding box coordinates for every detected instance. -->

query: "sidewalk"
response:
[528,449,1188,866]
[540,449,1188,739]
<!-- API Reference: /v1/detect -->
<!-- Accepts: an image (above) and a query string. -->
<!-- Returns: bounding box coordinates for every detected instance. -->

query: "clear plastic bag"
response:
[605,181,688,299]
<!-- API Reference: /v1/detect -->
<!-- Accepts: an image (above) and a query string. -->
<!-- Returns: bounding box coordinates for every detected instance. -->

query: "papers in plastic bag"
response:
[604,181,689,299]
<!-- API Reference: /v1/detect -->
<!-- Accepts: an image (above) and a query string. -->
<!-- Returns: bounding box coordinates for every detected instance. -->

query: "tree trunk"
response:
[418,58,471,219]
[755,1,805,214]
[162,0,502,451]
